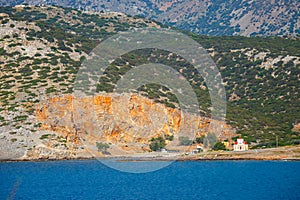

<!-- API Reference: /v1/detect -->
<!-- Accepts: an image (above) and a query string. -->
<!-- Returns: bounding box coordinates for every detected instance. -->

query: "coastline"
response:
[1,145,300,163]
[1,157,299,163]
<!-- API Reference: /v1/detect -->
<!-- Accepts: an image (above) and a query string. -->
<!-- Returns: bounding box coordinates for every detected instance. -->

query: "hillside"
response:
[0,5,299,159]
[1,0,299,36]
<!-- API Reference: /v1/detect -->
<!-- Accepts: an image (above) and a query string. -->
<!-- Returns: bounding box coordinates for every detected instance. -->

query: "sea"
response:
[1,160,299,200]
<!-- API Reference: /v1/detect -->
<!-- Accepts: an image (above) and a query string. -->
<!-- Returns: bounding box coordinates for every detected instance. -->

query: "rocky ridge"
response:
[3,0,299,36]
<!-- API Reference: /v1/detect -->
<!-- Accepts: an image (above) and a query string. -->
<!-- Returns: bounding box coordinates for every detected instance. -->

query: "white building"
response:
[233,138,248,151]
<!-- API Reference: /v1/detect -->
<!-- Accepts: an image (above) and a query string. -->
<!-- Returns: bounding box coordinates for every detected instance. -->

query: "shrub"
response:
[1,19,9,24]
[34,123,42,128]
[11,138,17,142]
[165,135,174,141]
[13,115,28,122]
[40,134,51,140]
[179,136,193,146]
[149,136,166,151]
[212,142,226,151]
[203,133,217,148]
[96,142,110,153]
[195,136,205,144]
[0,47,6,55]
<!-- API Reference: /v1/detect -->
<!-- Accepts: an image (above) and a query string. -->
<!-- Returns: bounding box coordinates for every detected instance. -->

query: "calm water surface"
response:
[1,160,299,200]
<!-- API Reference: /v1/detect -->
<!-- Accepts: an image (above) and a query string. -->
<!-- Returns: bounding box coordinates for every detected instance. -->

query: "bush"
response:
[149,136,166,151]
[165,135,174,141]
[195,136,205,144]
[40,134,51,140]
[179,136,193,146]
[11,138,17,142]
[13,115,28,122]
[96,142,110,153]
[203,133,217,148]
[0,47,6,55]
[212,142,226,151]
[1,19,9,24]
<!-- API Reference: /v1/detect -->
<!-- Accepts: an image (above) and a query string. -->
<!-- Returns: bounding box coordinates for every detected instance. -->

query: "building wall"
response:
[233,144,248,151]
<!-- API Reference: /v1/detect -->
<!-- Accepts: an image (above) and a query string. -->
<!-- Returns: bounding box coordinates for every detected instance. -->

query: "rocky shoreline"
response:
[1,145,300,162]
[1,157,299,163]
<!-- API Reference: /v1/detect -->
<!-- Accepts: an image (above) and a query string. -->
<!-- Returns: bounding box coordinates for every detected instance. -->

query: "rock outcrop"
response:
[34,93,236,155]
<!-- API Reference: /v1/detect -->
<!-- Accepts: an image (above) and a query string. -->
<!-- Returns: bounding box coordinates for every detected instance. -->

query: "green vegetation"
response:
[13,115,28,122]
[11,138,17,142]
[34,123,42,128]
[212,142,226,151]
[178,136,193,146]
[165,135,174,141]
[203,133,217,148]
[194,136,205,144]
[0,6,299,147]
[149,136,166,151]
[40,134,51,140]
[96,142,110,153]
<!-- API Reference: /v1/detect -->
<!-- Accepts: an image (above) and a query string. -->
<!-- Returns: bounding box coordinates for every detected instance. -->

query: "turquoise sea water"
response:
[1,160,299,200]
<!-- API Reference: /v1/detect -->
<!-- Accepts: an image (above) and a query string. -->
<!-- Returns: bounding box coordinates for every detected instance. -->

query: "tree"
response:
[212,142,226,151]
[179,136,193,146]
[165,135,174,141]
[203,133,217,148]
[96,142,110,153]
[149,136,166,151]
[195,136,205,144]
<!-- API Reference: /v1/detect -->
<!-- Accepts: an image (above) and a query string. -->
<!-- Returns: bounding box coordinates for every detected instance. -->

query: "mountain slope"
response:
[0,5,299,159]
[1,0,299,36]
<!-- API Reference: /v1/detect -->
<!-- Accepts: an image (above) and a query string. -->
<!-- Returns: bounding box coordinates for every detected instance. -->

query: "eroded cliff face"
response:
[34,93,235,155]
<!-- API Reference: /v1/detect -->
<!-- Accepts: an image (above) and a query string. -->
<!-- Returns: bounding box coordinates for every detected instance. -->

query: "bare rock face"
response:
[292,123,300,134]
[34,93,236,155]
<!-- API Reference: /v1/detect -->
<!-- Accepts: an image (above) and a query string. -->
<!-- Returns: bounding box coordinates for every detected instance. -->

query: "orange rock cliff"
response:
[35,93,236,154]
